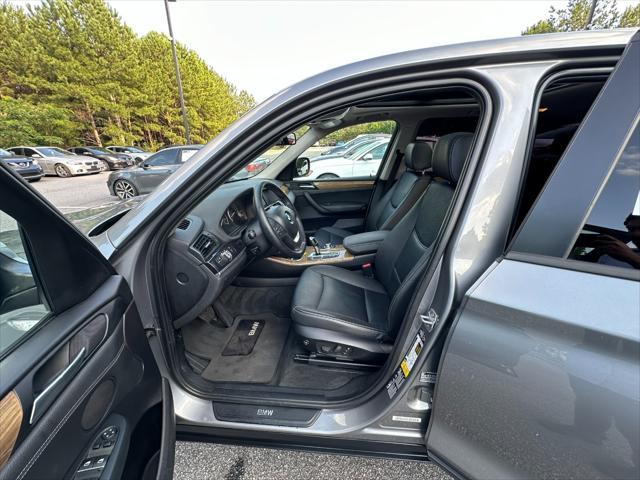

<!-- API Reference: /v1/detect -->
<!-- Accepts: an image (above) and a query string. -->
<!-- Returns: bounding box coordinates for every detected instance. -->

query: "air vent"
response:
[177,218,191,230]
[192,232,216,259]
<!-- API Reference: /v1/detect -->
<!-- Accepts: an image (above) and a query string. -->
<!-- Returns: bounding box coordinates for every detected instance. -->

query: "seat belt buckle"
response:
[362,262,374,278]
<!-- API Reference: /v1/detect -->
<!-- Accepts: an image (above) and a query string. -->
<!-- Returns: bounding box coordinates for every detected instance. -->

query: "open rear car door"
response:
[0,165,174,478]
[425,31,639,479]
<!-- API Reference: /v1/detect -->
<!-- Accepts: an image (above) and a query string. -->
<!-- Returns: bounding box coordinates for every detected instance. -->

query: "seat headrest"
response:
[432,133,473,184]
[403,142,433,172]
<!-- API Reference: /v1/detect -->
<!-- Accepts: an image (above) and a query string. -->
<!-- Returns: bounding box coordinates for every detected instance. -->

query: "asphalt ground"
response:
[173,441,451,480]
[29,171,117,213]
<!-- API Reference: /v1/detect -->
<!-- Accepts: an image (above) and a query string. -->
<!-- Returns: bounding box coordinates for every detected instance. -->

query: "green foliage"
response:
[522,0,633,34]
[619,4,640,27]
[0,0,255,149]
[321,121,396,146]
[0,97,77,146]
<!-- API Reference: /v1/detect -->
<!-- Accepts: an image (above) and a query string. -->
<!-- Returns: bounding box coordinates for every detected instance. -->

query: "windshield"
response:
[227,128,307,181]
[39,147,72,156]
[125,146,144,153]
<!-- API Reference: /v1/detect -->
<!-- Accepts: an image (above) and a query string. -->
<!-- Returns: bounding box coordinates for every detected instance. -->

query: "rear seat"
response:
[312,142,433,247]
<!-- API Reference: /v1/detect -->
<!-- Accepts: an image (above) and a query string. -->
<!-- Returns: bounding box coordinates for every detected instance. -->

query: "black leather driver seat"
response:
[313,142,433,247]
[291,133,473,359]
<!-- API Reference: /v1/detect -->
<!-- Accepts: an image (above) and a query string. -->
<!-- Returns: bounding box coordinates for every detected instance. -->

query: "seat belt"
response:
[363,149,404,224]
[383,149,405,195]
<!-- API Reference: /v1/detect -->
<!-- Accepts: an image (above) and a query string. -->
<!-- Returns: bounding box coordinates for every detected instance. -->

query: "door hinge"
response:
[420,308,439,332]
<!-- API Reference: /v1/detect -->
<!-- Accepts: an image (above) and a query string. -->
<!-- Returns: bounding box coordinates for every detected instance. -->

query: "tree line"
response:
[523,0,639,35]
[0,0,255,150]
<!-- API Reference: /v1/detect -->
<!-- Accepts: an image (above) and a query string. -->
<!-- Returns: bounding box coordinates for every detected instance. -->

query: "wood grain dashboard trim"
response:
[268,246,353,266]
[312,180,374,190]
[0,390,23,468]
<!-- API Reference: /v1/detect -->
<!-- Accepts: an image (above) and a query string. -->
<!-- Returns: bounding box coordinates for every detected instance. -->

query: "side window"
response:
[180,149,198,163]
[512,77,607,233]
[23,148,37,157]
[568,122,640,270]
[149,149,178,166]
[368,143,388,160]
[9,147,22,156]
[299,121,395,180]
[0,211,49,355]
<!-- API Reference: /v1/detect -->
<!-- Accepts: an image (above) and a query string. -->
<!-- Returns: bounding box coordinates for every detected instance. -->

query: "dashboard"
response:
[162,179,291,328]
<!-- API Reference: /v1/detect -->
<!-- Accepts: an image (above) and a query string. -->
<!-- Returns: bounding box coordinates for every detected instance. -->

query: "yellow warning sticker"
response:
[386,329,428,399]
[401,360,410,377]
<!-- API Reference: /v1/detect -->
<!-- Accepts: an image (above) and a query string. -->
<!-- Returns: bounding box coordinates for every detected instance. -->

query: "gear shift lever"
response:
[309,236,321,255]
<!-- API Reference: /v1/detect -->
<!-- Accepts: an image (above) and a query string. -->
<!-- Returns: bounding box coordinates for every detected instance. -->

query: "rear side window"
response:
[149,149,178,166]
[568,121,640,270]
[180,149,198,162]
[513,77,606,232]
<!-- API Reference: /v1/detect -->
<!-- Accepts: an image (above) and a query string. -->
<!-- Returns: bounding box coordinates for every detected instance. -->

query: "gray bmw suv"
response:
[0,30,638,480]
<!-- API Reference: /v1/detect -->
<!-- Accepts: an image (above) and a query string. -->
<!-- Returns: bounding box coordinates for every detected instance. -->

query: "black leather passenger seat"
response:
[291,132,474,359]
[313,142,433,247]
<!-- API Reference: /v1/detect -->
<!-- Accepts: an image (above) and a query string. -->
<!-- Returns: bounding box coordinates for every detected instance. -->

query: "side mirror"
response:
[141,162,151,169]
[31,153,42,158]
[277,133,296,146]
[295,157,310,177]
[362,153,374,161]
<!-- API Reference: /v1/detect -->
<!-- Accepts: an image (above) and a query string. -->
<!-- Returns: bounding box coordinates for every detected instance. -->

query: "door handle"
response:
[296,183,316,190]
[30,347,86,424]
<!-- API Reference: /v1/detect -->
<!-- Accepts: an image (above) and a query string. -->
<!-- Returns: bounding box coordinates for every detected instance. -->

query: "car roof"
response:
[104,29,637,250]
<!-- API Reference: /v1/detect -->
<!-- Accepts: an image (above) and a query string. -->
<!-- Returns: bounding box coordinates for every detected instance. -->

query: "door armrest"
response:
[343,230,388,255]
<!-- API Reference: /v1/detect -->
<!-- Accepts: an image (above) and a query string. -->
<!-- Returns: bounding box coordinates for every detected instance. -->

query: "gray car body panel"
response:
[74,29,637,476]
[428,259,639,479]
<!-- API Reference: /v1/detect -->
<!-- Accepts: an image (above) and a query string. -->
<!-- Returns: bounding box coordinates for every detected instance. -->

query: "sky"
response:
[13,1,639,101]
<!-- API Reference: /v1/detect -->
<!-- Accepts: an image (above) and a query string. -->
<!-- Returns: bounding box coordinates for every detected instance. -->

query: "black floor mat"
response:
[222,319,264,356]
[199,314,289,384]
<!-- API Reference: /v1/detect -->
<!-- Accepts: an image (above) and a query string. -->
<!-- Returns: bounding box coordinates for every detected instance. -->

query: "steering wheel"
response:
[254,181,306,259]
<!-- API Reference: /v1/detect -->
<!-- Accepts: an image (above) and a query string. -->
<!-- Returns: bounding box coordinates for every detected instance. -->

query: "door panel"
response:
[427,259,639,479]
[0,278,165,480]
[0,166,171,479]
[287,180,374,234]
[427,32,639,480]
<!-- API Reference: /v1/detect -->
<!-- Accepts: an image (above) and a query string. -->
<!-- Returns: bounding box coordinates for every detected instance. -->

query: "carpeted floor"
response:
[181,285,374,392]
[182,311,287,384]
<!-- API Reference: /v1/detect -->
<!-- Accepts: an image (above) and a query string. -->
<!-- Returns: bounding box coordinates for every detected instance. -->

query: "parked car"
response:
[0,30,638,480]
[229,156,272,180]
[302,138,390,179]
[6,146,101,177]
[68,146,134,171]
[105,145,153,164]
[0,148,43,182]
[106,145,202,199]
[320,133,391,157]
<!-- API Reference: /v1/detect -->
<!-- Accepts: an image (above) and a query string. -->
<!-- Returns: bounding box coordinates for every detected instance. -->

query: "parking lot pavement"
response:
[30,172,117,212]
[174,441,452,480]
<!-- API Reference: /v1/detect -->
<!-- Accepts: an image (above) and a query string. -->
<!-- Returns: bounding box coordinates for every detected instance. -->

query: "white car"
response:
[303,139,390,179]
[7,146,101,177]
